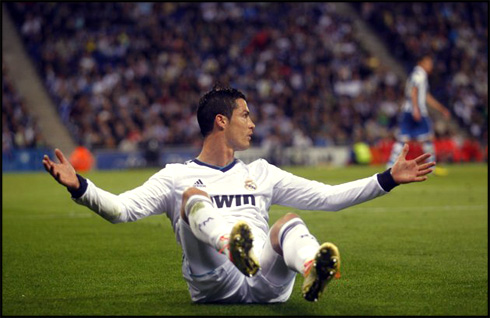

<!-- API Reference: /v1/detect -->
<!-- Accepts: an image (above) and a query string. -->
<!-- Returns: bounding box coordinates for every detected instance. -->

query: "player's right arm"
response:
[43,148,172,223]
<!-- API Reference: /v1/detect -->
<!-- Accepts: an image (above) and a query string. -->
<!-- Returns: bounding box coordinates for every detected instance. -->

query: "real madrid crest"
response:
[244,179,257,191]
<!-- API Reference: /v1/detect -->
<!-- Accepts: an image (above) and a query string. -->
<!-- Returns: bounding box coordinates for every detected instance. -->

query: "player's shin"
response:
[279,218,341,301]
[387,141,404,168]
[280,218,320,274]
[422,141,435,163]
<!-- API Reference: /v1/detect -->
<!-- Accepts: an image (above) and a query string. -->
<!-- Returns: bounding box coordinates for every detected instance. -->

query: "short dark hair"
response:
[416,51,433,63]
[197,85,246,137]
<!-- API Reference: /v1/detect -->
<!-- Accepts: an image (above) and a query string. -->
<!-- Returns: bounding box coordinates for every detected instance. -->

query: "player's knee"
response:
[282,212,300,221]
[180,187,210,221]
[182,187,209,203]
[270,213,301,255]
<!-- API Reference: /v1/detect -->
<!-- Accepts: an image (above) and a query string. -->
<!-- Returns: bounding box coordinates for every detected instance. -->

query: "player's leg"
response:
[417,117,448,176]
[387,112,411,168]
[417,116,436,163]
[179,219,249,303]
[180,187,229,249]
[264,213,340,302]
[387,140,405,168]
[421,139,435,163]
[181,187,260,276]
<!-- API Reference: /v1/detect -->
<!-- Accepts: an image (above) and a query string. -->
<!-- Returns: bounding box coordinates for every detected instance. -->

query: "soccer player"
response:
[43,86,435,303]
[386,53,451,175]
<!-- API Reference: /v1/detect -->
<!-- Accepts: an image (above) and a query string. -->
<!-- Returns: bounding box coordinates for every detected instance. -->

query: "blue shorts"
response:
[397,112,433,142]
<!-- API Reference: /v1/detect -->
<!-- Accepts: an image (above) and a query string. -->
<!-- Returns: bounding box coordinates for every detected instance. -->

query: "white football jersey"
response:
[73,158,392,243]
[402,65,429,116]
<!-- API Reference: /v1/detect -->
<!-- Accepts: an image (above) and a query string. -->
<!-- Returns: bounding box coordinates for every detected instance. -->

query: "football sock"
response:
[184,194,230,251]
[422,141,435,163]
[387,141,404,168]
[279,218,320,275]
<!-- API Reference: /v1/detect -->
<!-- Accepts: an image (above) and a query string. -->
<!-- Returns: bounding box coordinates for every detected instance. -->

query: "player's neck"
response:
[197,137,235,168]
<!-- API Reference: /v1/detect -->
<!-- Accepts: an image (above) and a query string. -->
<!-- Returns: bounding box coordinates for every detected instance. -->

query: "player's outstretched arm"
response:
[390,144,435,184]
[43,148,80,190]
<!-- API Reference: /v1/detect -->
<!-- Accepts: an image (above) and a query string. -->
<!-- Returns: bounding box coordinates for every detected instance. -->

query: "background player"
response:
[386,53,451,175]
[43,86,435,303]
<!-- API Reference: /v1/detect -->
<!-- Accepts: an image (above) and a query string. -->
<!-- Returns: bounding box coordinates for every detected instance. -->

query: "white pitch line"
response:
[347,205,486,213]
[4,212,94,219]
[273,204,486,213]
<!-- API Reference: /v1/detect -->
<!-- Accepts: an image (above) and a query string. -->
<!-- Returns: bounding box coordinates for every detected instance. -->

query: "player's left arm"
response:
[269,144,434,211]
[427,93,451,119]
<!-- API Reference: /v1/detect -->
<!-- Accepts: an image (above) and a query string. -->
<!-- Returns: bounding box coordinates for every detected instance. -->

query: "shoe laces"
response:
[217,235,231,260]
[303,259,314,277]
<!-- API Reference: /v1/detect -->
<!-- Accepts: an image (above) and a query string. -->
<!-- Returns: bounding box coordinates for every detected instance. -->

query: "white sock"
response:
[279,218,320,275]
[185,195,230,251]
[387,141,404,168]
[422,141,435,163]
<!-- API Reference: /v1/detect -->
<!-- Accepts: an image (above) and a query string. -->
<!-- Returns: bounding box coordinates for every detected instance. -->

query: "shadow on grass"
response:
[191,299,326,316]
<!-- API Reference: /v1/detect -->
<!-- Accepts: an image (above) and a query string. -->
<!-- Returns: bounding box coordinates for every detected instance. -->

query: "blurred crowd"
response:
[5,2,402,152]
[2,59,47,153]
[355,2,488,145]
[4,2,487,164]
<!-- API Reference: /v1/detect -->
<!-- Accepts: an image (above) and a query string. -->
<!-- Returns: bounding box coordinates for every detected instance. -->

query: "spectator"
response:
[2,59,47,152]
[5,2,406,153]
[5,2,486,163]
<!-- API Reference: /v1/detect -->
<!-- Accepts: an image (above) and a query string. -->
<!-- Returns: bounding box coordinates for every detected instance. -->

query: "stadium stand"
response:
[2,59,47,152]
[4,2,487,164]
[4,3,403,150]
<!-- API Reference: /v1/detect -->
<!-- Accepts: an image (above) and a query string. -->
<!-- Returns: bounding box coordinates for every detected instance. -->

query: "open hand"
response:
[391,144,435,184]
[42,148,80,190]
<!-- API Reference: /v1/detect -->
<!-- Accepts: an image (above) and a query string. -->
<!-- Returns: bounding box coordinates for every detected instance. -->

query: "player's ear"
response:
[215,114,228,131]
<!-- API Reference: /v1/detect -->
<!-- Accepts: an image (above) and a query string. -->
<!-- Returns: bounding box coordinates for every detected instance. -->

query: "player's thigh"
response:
[178,218,228,276]
[259,233,296,286]
[415,116,433,141]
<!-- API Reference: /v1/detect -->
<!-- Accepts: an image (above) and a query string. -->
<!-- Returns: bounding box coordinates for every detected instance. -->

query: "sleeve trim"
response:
[377,168,399,192]
[68,174,88,199]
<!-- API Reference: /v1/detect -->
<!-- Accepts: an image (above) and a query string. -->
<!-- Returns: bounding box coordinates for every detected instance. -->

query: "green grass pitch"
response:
[2,164,488,316]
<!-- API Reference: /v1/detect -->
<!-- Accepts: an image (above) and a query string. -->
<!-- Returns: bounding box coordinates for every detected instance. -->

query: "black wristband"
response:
[377,168,399,192]
[67,174,88,199]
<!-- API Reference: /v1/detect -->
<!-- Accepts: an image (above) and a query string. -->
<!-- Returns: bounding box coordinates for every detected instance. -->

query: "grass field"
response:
[2,163,488,316]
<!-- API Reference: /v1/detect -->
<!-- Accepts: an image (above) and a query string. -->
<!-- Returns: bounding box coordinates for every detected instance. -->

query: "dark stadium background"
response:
[2,2,487,171]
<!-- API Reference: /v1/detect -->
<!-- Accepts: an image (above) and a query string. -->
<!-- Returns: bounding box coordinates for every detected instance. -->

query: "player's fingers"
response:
[43,154,53,165]
[417,168,433,176]
[42,155,54,170]
[418,161,435,170]
[412,176,428,182]
[42,159,52,173]
[44,163,57,178]
[414,153,431,164]
[55,148,67,164]
[398,143,409,159]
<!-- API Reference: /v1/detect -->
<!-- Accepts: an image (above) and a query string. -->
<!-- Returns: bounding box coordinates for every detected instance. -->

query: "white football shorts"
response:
[178,219,297,303]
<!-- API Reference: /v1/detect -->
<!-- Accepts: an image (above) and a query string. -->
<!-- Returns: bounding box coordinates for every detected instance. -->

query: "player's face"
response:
[225,98,255,151]
[421,57,434,74]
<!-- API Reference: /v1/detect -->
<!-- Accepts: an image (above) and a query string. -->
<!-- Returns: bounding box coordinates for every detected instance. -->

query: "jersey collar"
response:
[192,158,238,172]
